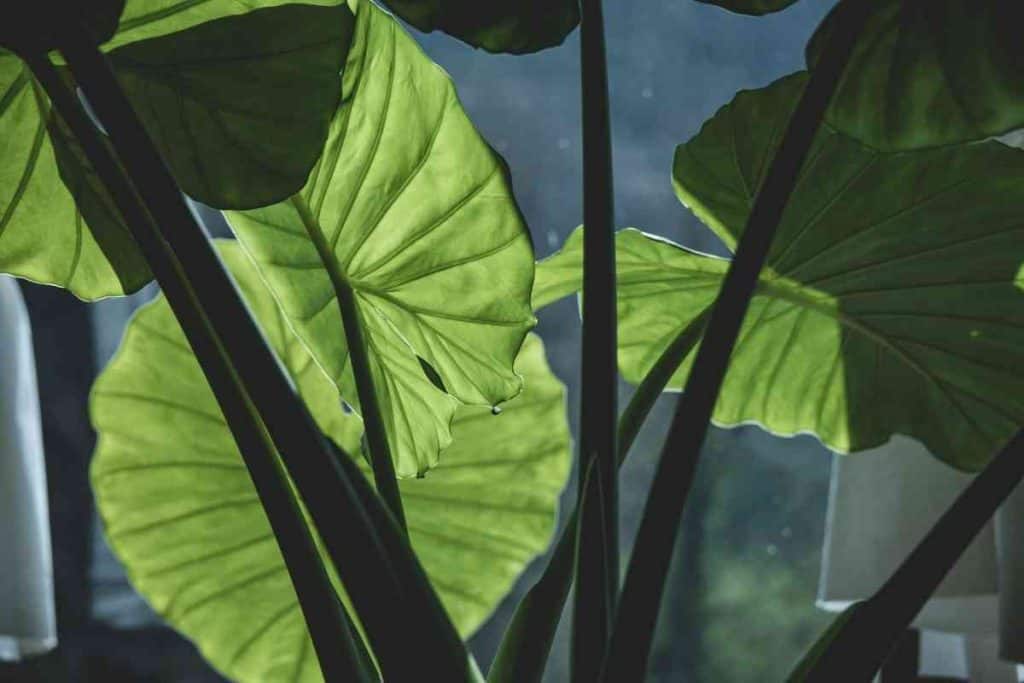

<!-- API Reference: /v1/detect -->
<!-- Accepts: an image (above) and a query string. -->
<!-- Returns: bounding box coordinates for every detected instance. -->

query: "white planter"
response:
[0,277,56,661]
[818,435,1023,681]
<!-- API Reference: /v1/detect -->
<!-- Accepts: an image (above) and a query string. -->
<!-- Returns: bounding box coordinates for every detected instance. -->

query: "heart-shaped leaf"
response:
[809,0,1024,150]
[379,0,579,54]
[91,240,569,683]
[539,73,1024,471]
[695,0,799,16]
[109,3,354,208]
[226,0,535,477]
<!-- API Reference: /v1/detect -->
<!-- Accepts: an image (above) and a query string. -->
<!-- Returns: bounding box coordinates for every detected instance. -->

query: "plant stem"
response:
[794,427,1024,681]
[489,311,707,683]
[290,195,407,531]
[573,0,619,678]
[24,54,372,683]
[55,29,472,681]
[599,2,873,680]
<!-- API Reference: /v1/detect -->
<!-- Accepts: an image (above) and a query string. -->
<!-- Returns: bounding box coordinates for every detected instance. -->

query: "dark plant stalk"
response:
[573,0,619,678]
[599,2,873,680]
[24,54,372,683]
[488,311,708,683]
[55,28,472,682]
[290,195,407,531]
[793,427,1024,681]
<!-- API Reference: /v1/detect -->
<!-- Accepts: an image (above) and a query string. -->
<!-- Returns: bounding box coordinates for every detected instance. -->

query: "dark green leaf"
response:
[695,0,799,16]
[380,0,578,54]
[226,0,536,477]
[809,0,1024,150]
[91,240,570,682]
[109,4,354,209]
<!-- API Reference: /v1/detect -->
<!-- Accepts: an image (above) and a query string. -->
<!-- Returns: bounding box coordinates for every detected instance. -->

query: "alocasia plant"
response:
[2,0,1024,680]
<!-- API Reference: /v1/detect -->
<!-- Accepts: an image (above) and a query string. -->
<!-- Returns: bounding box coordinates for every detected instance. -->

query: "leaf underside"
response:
[91,240,570,683]
[226,0,536,477]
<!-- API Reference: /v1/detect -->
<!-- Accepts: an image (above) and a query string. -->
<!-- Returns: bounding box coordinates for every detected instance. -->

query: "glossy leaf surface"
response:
[227,0,535,477]
[91,241,569,682]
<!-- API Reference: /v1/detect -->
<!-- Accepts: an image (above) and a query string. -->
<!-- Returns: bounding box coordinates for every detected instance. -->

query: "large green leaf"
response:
[809,0,1024,150]
[0,3,352,298]
[109,3,354,208]
[91,240,569,682]
[226,0,535,477]
[539,73,1024,471]
[108,0,347,50]
[0,53,150,299]
[380,0,578,54]
[695,0,799,16]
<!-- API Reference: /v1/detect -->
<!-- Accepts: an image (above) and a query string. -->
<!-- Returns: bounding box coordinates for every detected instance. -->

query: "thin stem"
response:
[599,2,873,680]
[795,427,1024,680]
[489,311,707,683]
[56,30,472,681]
[573,0,619,678]
[24,54,372,683]
[290,195,406,531]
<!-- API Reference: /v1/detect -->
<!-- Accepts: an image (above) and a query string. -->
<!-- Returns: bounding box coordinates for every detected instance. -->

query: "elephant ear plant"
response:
[2,0,1024,681]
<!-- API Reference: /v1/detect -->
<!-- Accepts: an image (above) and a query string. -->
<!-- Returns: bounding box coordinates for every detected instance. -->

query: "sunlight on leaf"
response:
[227,0,535,477]
[91,240,569,683]
[0,53,150,299]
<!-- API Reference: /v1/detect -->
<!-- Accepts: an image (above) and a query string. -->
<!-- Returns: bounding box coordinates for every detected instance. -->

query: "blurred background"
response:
[0,0,838,680]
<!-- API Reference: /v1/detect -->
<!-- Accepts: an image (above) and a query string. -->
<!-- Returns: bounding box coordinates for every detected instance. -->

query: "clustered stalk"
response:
[573,0,621,681]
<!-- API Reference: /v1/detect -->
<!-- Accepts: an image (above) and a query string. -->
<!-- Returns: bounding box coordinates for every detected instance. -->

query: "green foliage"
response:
[226,0,536,478]
[109,0,348,50]
[695,0,799,16]
[380,0,579,54]
[0,3,351,298]
[91,241,570,683]
[0,53,150,299]
[109,4,355,208]
[538,72,1024,470]
[810,0,1024,150]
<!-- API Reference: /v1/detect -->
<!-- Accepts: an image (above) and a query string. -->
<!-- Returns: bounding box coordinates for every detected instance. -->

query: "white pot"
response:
[0,277,56,661]
[818,435,1023,680]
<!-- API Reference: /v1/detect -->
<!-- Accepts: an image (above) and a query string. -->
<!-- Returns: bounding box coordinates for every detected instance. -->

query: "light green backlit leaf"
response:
[0,53,150,299]
[91,241,569,682]
[809,0,1024,150]
[227,1,535,477]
